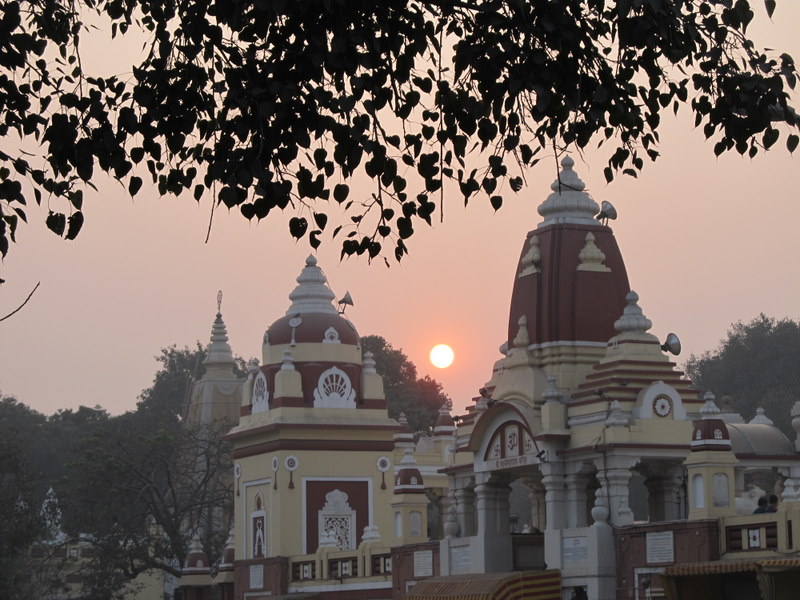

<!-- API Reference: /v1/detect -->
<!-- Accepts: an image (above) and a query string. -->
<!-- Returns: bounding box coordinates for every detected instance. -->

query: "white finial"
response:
[286,257,338,315]
[281,348,295,371]
[401,447,417,465]
[701,391,721,419]
[606,400,630,426]
[543,375,561,405]
[217,289,223,314]
[613,291,652,334]
[363,351,377,374]
[577,232,610,272]
[749,407,774,425]
[513,315,530,348]
[537,155,600,226]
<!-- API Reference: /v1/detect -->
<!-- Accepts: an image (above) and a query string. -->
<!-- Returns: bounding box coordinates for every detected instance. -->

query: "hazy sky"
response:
[1,7,799,416]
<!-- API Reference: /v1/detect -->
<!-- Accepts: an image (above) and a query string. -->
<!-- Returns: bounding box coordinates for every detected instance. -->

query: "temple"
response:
[172,158,800,600]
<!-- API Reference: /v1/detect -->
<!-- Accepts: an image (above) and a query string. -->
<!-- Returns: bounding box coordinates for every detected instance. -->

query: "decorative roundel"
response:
[288,316,303,328]
[284,455,299,471]
[234,463,241,479]
[272,456,279,472]
[376,456,391,472]
[653,394,673,418]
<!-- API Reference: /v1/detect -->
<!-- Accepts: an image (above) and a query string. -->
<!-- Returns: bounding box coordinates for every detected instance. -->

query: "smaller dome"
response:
[727,423,794,456]
[434,402,455,437]
[266,313,359,346]
[691,393,731,451]
[394,449,425,494]
[183,535,210,574]
[264,256,359,347]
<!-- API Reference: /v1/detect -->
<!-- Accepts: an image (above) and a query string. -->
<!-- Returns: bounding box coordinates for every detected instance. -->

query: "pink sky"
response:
[1,7,799,416]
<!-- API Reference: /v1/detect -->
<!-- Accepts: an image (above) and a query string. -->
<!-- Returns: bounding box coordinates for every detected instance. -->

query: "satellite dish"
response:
[660,332,682,356]
[596,200,618,225]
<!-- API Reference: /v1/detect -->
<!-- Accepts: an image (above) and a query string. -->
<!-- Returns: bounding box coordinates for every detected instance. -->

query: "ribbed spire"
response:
[286,255,338,315]
[537,156,600,226]
[204,290,234,367]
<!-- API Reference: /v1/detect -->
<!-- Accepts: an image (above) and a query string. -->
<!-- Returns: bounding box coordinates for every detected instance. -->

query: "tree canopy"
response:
[1,0,797,266]
[0,345,238,598]
[685,314,800,437]
[362,334,450,431]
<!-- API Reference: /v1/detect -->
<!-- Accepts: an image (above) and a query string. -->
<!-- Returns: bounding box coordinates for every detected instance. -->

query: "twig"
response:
[0,281,41,322]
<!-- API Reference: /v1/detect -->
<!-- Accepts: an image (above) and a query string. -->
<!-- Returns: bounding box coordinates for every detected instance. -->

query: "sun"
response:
[429,344,455,369]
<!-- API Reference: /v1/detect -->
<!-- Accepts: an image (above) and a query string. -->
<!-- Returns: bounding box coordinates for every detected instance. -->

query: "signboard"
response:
[450,545,472,574]
[249,564,264,589]
[562,536,589,563]
[413,549,433,577]
[646,531,675,564]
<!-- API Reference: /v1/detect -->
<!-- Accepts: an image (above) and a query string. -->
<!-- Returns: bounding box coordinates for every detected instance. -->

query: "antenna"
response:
[660,332,682,356]
[595,200,618,225]
[337,291,354,314]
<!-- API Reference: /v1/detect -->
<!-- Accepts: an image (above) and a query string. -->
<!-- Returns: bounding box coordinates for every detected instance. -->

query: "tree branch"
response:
[0,282,41,322]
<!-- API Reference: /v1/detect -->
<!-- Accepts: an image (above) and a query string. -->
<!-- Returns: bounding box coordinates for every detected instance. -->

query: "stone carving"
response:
[313,366,356,408]
[318,489,356,550]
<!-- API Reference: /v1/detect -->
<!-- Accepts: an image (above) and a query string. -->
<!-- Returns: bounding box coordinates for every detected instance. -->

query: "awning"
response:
[407,570,560,600]
[664,558,800,577]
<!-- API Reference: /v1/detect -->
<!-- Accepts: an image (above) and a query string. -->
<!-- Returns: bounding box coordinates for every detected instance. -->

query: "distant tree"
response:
[0,396,49,598]
[361,335,450,432]
[61,415,232,598]
[685,314,800,436]
[52,345,239,596]
[136,343,247,420]
[1,0,797,266]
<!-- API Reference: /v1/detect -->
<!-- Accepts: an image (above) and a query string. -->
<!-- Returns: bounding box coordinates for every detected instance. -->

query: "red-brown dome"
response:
[183,535,210,574]
[507,157,630,348]
[691,393,732,451]
[264,255,360,349]
[394,449,425,494]
[266,313,359,346]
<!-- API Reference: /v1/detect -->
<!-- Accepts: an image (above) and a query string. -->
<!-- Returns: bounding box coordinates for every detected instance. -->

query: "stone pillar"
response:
[596,462,635,526]
[454,485,476,537]
[522,475,546,532]
[564,471,591,528]
[541,463,566,530]
[474,477,513,572]
[475,481,511,537]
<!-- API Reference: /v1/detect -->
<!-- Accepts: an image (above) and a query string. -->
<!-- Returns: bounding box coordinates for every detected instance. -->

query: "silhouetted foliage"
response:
[362,335,450,431]
[686,314,800,436]
[1,0,797,266]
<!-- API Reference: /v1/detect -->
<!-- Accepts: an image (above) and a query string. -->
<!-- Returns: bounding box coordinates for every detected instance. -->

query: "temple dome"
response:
[264,255,359,347]
[394,449,425,494]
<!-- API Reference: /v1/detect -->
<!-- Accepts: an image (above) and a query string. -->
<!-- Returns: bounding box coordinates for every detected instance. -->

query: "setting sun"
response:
[429,344,455,369]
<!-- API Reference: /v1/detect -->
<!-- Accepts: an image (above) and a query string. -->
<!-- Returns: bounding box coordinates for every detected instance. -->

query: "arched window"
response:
[251,492,267,558]
[692,474,705,509]
[712,473,729,507]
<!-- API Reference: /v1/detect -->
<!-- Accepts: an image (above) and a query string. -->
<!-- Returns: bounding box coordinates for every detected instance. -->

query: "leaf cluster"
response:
[0,0,797,265]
